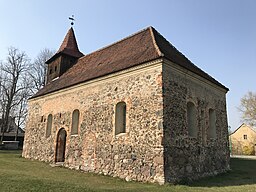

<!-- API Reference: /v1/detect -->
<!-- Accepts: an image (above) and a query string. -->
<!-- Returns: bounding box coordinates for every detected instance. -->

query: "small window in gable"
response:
[208,109,217,139]
[46,114,52,138]
[71,109,80,135]
[244,135,247,140]
[115,102,126,135]
[187,102,198,137]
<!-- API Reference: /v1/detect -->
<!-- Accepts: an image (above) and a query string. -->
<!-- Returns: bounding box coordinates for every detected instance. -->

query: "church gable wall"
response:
[162,59,229,183]
[22,61,165,183]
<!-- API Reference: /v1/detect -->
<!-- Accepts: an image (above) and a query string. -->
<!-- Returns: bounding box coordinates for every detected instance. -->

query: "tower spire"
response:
[57,27,82,56]
[46,26,83,64]
[45,26,84,84]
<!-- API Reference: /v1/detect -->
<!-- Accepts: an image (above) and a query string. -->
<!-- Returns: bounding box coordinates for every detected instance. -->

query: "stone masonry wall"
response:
[22,59,230,184]
[162,61,230,183]
[22,63,165,184]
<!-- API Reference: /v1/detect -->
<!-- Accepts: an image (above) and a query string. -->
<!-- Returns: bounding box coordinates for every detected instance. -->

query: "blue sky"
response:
[0,0,255,131]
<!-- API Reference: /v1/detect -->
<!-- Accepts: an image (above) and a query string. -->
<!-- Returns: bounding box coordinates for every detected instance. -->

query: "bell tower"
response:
[45,27,84,84]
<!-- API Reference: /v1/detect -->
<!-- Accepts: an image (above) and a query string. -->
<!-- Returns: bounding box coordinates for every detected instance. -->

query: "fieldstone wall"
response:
[162,60,230,183]
[22,63,165,184]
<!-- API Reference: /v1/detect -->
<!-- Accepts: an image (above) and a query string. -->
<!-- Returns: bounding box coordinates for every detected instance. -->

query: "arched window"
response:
[115,102,126,135]
[187,102,198,137]
[208,109,216,138]
[46,114,52,138]
[71,109,80,135]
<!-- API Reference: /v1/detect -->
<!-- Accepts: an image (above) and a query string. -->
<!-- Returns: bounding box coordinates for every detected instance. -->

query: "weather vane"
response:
[69,15,75,26]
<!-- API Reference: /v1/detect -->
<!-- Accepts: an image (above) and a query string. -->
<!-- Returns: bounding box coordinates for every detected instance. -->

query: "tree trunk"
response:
[14,125,18,141]
[0,114,7,142]
[15,117,21,141]
[0,113,4,142]
[0,126,4,143]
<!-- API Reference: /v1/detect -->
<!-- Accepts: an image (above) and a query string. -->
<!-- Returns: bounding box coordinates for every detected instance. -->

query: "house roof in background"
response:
[229,123,256,136]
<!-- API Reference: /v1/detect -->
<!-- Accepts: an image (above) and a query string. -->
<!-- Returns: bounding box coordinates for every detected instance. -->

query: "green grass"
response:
[1,151,256,192]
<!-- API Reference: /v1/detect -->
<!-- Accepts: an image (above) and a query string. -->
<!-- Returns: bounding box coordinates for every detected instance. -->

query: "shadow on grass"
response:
[189,158,256,187]
[0,149,22,154]
[2,151,256,190]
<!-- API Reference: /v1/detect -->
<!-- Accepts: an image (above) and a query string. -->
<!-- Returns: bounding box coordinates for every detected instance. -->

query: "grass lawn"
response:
[1,151,256,192]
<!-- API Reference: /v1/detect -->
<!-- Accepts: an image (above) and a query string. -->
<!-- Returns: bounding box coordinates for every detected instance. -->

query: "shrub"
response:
[242,145,254,155]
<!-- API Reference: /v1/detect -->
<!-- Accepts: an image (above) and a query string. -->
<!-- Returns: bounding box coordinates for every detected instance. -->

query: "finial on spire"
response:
[69,15,75,26]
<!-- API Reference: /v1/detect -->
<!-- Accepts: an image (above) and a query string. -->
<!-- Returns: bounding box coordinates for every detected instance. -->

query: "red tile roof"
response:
[32,26,228,99]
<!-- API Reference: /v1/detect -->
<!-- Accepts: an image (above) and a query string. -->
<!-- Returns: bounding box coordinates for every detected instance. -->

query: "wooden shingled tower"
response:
[46,27,84,84]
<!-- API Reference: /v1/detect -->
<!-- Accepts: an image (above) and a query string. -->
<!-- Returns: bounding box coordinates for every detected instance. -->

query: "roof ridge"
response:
[150,27,196,66]
[152,27,228,91]
[150,27,194,63]
[149,26,164,57]
[152,27,194,66]
[79,26,153,59]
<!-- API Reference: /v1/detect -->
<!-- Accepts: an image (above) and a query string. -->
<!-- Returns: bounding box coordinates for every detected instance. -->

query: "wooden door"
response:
[55,128,67,162]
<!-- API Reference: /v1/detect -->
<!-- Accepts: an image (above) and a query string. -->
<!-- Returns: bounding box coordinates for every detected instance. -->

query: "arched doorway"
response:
[55,128,67,162]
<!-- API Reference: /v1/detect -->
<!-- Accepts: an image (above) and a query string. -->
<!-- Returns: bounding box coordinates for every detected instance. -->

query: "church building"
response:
[22,26,230,184]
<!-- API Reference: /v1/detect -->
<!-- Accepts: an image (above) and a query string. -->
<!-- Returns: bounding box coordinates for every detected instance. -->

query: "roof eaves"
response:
[45,51,83,64]
[45,52,61,64]
[229,123,244,136]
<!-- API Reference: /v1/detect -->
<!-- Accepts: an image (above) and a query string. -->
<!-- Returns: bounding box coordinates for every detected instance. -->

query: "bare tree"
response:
[0,47,54,142]
[0,47,30,142]
[239,91,256,127]
[13,74,32,140]
[28,48,54,93]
